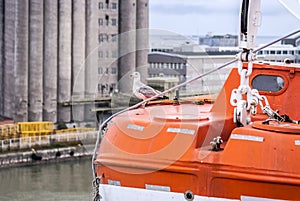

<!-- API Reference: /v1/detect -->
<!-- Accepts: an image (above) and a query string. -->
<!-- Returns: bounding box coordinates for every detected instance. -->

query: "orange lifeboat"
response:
[92,0,300,199]
[93,62,300,200]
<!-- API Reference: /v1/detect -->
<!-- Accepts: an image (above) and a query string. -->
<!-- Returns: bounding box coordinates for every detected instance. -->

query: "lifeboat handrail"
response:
[91,29,300,181]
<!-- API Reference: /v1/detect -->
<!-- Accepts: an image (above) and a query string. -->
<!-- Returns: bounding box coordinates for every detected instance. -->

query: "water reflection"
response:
[0,158,93,201]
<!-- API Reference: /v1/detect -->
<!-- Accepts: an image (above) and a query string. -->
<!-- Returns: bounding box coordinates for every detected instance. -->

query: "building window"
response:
[98,50,103,58]
[111,34,117,42]
[98,18,103,26]
[111,18,117,26]
[106,51,109,58]
[98,84,101,92]
[98,67,103,74]
[99,2,103,9]
[111,2,117,9]
[105,0,110,8]
[270,50,275,54]
[112,50,117,58]
[105,68,109,74]
[105,15,109,25]
[111,67,117,74]
[98,34,104,43]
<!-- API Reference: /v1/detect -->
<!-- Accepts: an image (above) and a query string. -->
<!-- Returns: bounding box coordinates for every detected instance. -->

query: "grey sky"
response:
[149,0,300,36]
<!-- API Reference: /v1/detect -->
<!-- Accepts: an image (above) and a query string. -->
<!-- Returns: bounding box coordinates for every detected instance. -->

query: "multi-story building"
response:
[281,34,300,47]
[148,50,237,96]
[256,45,300,63]
[97,0,119,96]
[0,1,98,124]
[199,34,238,47]
[0,0,148,124]
[97,0,149,96]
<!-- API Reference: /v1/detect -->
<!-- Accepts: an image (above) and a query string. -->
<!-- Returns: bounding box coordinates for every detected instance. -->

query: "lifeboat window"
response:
[252,75,284,92]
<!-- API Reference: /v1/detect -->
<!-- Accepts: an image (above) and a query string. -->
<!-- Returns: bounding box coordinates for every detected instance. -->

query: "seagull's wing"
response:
[137,85,160,99]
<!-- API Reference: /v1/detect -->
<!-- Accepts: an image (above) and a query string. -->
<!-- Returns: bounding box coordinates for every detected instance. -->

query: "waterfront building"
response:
[97,0,119,96]
[256,45,300,63]
[148,49,237,96]
[281,33,300,47]
[0,0,98,123]
[0,0,149,125]
[199,33,238,47]
[117,0,149,93]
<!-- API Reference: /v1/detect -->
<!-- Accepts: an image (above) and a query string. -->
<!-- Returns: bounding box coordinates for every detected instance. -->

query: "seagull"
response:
[130,72,162,101]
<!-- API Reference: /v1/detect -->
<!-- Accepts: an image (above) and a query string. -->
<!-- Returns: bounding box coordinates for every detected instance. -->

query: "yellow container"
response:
[0,125,8,140]
[17,122,54,132]
[5,124,18,139]
[17,122,54,137]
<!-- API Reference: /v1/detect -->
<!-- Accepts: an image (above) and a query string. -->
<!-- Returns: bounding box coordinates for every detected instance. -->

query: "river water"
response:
[0,158,94,201]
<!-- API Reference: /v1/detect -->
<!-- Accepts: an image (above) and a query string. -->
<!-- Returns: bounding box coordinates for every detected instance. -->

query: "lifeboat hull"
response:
[95,63,300,201]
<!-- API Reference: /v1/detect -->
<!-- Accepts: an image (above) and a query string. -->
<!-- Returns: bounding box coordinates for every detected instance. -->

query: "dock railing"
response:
[0,131,97,152]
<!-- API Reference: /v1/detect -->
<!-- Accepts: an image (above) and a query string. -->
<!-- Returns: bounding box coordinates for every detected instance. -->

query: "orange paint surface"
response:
[95,62,300,200]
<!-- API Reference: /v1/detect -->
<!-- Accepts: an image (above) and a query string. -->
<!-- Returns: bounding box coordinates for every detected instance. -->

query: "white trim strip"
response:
[231,134,264,142]
[241,195,286,201]
[295,140,300,145]
[108,180,121,186]
[167,128,195,135]
[145,184,171,192]
[127,124,144,131]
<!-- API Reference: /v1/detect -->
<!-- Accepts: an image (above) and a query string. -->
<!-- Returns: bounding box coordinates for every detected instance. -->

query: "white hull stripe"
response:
[231,134,264,142]
[99,184,287,201]
[99,184,237,201]
[167,128,195,135]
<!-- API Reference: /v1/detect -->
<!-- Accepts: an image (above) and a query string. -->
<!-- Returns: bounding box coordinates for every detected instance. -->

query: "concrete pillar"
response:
[72,0,86,122]
[28,0,43,121]
[118,0,136,93]
[43,0,58,122]
[136,0,149,83]
[85,0,98,122]
[3,0,16,118]
[15,0,29,122]
[58,0,72,122]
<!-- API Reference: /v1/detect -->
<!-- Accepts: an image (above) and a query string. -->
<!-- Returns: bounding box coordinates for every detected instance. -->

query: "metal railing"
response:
[0,131,97,152]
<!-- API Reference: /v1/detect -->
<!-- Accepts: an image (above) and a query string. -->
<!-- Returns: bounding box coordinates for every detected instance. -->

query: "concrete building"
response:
[0,0,98,124]
[96,0,149,95]
[0,0,150,125]
[256,45,300,63]
[148,51,237,96]
[148,53,187,83]
[97,0,119,96]
[117,0,149,94]
[199,34,238,47]
[281,34,300,47]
